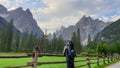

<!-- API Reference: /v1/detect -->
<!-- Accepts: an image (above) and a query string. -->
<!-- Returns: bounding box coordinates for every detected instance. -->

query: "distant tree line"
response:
[1,19,119,55]
[96,41,120,55]
[0,19,89,54]
[86,34,120,55]
[0,19,37,52]
[0,19,66,53]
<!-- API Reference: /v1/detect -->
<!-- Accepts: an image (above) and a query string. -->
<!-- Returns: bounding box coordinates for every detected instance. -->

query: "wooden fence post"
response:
[87,54,90,68]
[32,46,39,68]
[116,55,118,59]
[103,55,105,64]
[113,55,115,61]
[111,55,113,62]
[115,56,116,60]
[107,55,110,63]
[97,55,99,66]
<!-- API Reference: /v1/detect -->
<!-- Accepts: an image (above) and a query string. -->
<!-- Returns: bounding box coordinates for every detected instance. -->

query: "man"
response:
[63,41,76,68]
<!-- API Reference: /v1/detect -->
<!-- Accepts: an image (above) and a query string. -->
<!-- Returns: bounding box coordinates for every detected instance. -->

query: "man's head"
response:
[67,40,74,49]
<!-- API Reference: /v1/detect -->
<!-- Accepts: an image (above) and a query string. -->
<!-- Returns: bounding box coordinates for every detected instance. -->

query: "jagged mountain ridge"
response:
[0,4,43,37]
[56,15,110,45]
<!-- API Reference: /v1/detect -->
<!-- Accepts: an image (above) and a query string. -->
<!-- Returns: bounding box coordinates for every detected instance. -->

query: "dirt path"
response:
[106,61,120,68]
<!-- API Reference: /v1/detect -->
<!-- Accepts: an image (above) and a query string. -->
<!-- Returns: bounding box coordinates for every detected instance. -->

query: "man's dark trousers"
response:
[66,57,74,68]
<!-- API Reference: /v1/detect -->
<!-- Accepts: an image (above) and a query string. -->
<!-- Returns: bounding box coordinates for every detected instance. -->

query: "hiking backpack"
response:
[68,49,76,58]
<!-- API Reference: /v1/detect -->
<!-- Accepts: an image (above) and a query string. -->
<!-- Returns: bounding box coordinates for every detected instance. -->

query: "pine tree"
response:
[76,28,82,54]
[87,34,91,49]
[57,35,65,53]
[72,32,77,52]
[12,30,20,52]
[87,34,96,53]
[0,27,5,52]
[5,19,14,52]
[18,31,29,52]
[52,32,57,53]
[25,32,34,52]
[41,34,46,53]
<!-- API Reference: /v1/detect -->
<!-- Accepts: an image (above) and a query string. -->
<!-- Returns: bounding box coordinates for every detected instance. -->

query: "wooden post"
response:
[113,55,115,61]
[87,54,90,68]
[107,55,110,63]
[117,54,120,59]
[116,55,118,59]
[110,55,113,61]
[117,55,119,59]
[32,46,39,68]
[114,55,116,61]
[103,55,105,64]
[116,55,118,60]
[97,55,99,66]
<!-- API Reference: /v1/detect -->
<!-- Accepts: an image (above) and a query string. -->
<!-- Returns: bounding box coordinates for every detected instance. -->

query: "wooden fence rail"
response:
[0,56,31,58]
[0,47,120,68]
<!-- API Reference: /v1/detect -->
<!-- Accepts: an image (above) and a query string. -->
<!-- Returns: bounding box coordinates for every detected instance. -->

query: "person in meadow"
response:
[63,41,76,68]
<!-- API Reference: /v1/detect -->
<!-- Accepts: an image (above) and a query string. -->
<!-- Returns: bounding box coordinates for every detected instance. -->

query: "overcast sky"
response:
[0,0,120,34]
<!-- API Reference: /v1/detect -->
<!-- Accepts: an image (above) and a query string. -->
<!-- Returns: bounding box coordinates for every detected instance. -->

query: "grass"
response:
[0,52,27,56]
[0,53,119,68]
[94,59,120,68]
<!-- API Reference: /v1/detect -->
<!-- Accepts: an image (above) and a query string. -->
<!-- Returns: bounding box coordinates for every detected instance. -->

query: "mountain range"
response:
[0,4,115,45]
[0,4,43,37]
[56,15,111,45]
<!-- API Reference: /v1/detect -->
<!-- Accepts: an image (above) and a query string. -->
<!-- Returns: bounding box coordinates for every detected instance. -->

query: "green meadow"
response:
[0,53,110,68]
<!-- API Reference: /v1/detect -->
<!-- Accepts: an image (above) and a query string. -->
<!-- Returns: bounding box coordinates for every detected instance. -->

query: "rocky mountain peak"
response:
[60,26,66,30]
[80,15,86,21]
[26,8,30,12]
[76,15,94,27]
[56,15,110,45]
[0,4,7,13]
[0,5,43,37]
[25,8,33,17]
[82,15,86,18]
[78,15,93,24]
[15,7,23,12]
[81,15,92,20]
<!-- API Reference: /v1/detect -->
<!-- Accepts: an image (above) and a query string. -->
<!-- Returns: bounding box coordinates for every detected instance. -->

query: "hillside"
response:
[94,19,120,44]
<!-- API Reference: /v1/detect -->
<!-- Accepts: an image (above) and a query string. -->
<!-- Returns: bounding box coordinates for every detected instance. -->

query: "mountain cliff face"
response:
[94,19,120,44]
[0,16,19,33]
[56,15,110,45]
[0,16,8,28]
[0,4,7,13]
[0,5,43,37]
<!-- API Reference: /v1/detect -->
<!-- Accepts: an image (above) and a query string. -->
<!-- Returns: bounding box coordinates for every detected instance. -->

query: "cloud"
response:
[111,15,120,21]
[0,0,10,8]
[32,0,120,33]
[39,0,120,33]
[36,15,80,33]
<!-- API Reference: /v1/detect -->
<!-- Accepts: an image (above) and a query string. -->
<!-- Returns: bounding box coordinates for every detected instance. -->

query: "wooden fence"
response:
[0,47,120,68]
